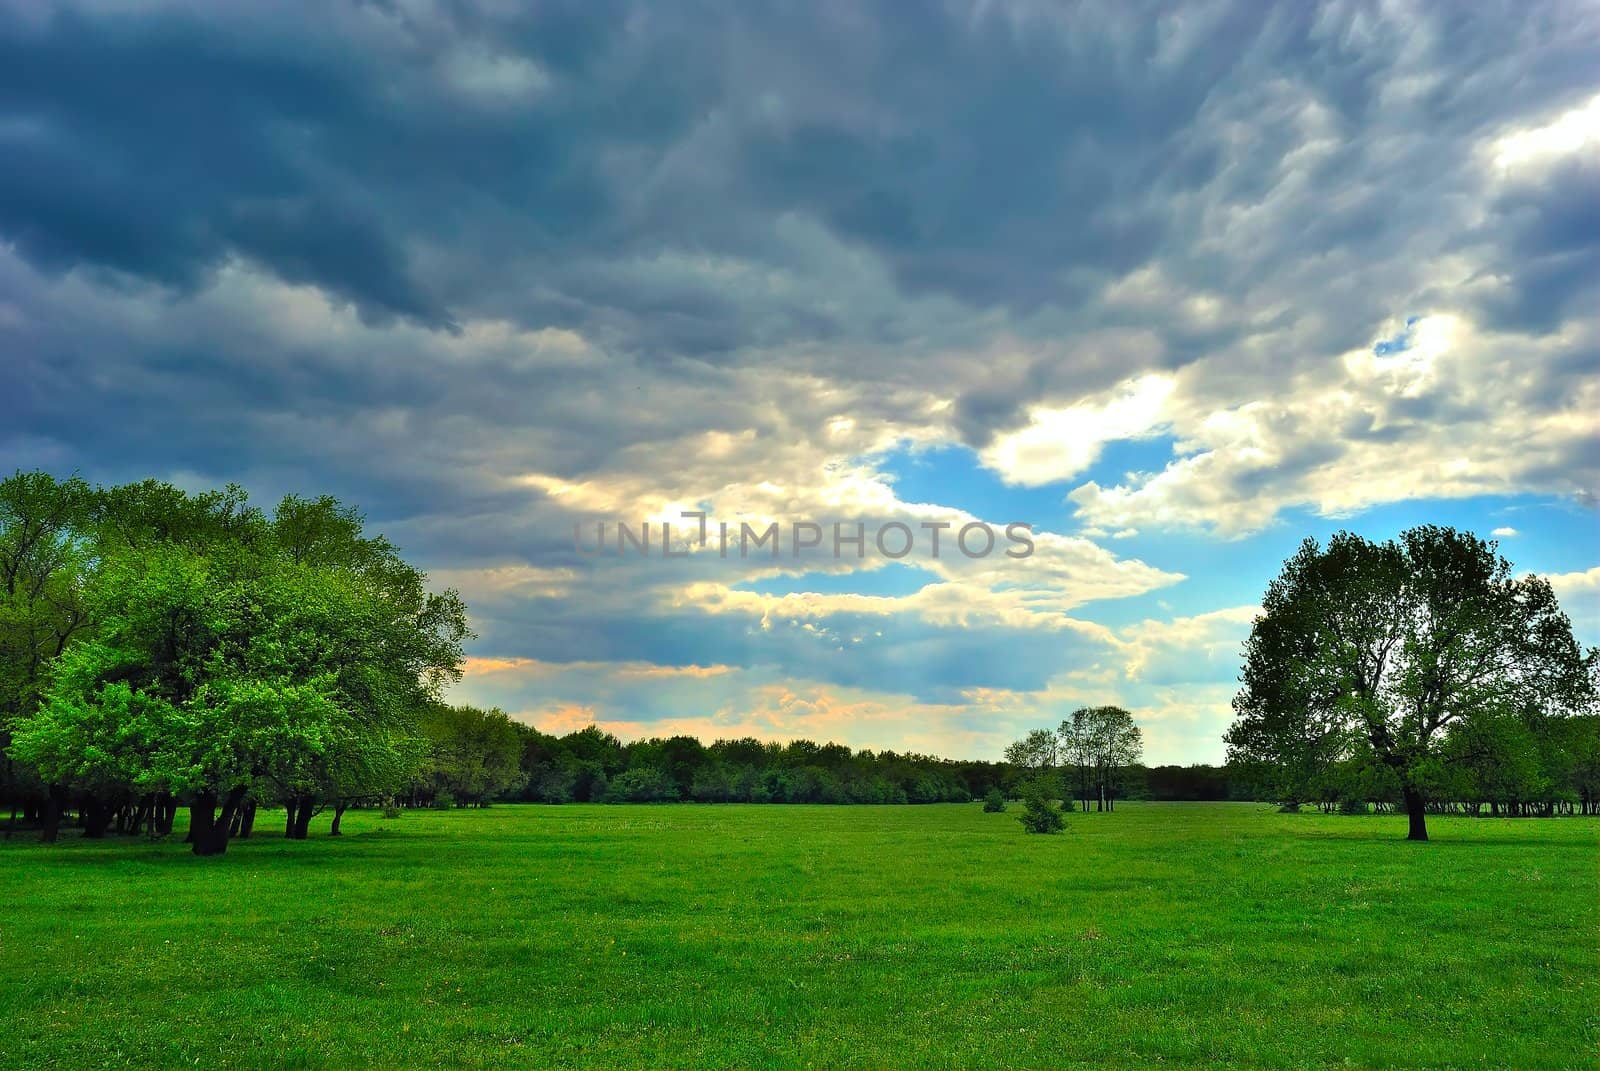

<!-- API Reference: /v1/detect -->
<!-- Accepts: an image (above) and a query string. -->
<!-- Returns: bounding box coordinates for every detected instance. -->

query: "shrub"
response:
[381,797,401,819]
[431,792,455,810]
[982,788,1007,813]
[1017,779,1064,834]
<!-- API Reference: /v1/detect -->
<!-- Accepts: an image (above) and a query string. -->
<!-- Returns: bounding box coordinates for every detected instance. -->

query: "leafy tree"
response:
[1075,706,1142,811]
[419,704,526,806]
[1226,527,1597,840]
[982,787,1007,812]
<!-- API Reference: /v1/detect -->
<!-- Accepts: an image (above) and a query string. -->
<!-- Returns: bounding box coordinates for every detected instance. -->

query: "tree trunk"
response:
[1403,786,1428,842]
[39,783,65,844]
[238,800,257,839]
[82,796,113,838]
[128,795,152,836]
[289,795,315,839]
[156,795,176,836]
[330,802,347,836]
[190,791,218,855]
[284,799,299,838]
[191,787,245,856]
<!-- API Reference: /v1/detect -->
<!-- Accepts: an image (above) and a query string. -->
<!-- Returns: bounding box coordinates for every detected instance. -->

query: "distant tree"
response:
[689,762,736,803]
[1075,706,1142,811]
[1058,710,1096,811]
[1004,728,1058,775]
[1227,527,1597,841]
[982,787,1007,812]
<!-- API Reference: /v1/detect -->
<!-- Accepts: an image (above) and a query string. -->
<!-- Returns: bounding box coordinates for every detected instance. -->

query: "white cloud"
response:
[1544,567,1600,642]
[980,374,1176,486]
[1067,314,1599,535]
[1491,92,1600,173]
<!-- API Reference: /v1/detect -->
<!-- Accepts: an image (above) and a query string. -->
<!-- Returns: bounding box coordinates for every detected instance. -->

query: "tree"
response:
[1072,706,1142,811]
[419,704,526,806]
[982,787,1007,812]
[1058,710,1097,811]
[1016,778,1064,834]
[1227,527,1596,841]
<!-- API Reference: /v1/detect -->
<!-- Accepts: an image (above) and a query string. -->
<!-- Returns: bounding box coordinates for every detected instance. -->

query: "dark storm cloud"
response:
[5,0,1591,363]
[1473,156,1600,333]
[2,0,1597,713]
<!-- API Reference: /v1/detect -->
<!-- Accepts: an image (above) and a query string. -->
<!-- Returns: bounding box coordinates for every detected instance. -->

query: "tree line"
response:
[10,474,1589,852]
[418,708,1001,806]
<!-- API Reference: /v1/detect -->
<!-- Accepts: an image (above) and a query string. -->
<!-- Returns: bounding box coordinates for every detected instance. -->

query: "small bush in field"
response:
[431,792,455,810]
[982,788,1007,813]
[381,797,401,819]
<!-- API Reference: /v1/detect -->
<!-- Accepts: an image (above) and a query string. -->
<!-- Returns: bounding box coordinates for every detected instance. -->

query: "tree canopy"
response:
[1226,526,1597,840]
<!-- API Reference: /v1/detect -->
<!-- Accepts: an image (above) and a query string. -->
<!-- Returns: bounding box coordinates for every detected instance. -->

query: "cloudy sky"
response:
[3,1,1597,763]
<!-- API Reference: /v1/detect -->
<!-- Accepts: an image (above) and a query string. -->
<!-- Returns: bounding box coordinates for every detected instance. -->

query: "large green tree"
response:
[10,484,469,855]
[1226,526,1596,841]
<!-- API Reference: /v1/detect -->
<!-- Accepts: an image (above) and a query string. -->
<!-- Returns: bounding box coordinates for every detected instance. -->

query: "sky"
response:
[2,0,1597,765]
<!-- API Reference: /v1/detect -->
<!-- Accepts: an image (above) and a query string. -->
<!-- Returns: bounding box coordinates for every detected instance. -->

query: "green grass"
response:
[1,803,1594,1069]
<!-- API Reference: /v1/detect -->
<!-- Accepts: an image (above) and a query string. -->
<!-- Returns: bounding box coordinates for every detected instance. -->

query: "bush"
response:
[431,792,455,810]
[381,796,401,819]
[1017,779,1064,834]
[982,787,1007,813]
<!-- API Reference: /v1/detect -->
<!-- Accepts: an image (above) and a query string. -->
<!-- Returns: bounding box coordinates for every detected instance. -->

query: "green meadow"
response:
[1,803,1594,1070]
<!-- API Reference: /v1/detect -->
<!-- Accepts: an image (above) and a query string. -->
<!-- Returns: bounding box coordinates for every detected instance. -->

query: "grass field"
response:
[1,802,1594,1069]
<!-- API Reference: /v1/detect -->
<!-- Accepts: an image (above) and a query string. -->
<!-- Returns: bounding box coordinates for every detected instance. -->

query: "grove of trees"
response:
[0,472,471,854]
[1226,527,1598,840]
[1005,706,1144,812]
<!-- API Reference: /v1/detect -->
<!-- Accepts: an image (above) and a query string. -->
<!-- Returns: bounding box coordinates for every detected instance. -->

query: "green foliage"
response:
[982,787,1006,812]
[601,766,680,803]
[1007,707,1143,812]
[1017,778,1064,834]
[418,703,526,806]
